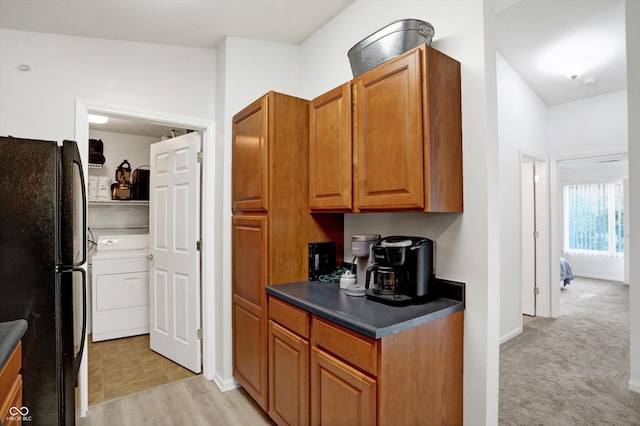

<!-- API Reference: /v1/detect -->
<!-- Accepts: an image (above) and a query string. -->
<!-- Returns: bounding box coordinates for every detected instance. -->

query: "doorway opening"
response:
[75,100,215,417]
[552,153,628,317]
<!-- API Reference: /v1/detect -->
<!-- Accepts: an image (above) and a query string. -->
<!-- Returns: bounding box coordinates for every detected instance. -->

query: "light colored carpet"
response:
[499,278,640,425]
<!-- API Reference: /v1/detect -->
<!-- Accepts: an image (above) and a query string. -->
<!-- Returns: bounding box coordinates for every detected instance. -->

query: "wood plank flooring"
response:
[79,376,274,425]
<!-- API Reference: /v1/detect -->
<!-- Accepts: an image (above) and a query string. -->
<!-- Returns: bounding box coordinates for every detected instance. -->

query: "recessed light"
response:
[17,64,31,74]
[88,114,109,124]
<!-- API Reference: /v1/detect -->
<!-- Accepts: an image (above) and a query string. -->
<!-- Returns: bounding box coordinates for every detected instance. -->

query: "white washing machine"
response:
[91,234,150,342]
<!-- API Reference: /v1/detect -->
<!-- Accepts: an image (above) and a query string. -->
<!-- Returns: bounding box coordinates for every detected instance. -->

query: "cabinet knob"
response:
[147,253,154,262]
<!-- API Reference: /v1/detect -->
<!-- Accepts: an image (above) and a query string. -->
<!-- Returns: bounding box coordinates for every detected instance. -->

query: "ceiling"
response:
[0,0,355,48]
[496,0,627,107]
[495,0,628,176]
[1,0,627,137]
[0,0,355,137]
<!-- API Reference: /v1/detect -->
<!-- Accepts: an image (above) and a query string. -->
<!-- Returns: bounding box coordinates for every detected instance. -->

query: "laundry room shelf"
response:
[88,200,149,206]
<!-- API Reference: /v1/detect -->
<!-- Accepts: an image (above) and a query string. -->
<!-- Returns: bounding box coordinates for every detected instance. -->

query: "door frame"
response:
[74,99,216,418]
[520,152,551,319]
[520,158,537,316]
[549,149,629,318]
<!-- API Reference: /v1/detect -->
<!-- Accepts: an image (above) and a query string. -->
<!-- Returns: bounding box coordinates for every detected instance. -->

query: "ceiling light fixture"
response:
[17,64,31,74]
[88,114,109,124]
[535,32,617,79]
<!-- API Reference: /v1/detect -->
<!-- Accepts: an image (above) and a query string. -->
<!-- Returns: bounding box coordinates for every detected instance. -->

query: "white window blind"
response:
[563,182,624,256]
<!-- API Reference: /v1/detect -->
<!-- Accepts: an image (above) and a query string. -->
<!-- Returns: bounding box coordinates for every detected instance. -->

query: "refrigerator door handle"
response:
[72,266,87,382]
[71,140,87,267]
[61,140,87,268]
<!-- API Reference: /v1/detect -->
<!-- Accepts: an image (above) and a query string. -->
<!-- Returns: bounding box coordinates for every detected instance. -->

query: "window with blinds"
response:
[563,182,624,255]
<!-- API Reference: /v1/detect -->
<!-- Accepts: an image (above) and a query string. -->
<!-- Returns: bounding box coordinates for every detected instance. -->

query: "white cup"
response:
[340,270,357,289]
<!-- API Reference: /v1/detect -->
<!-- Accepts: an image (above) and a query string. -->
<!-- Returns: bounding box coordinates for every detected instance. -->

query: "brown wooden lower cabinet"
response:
[233,300,267,408]
[310,347,376,426]
[267,296,464,426]
[0,341,24,426]
[268,321,310,426]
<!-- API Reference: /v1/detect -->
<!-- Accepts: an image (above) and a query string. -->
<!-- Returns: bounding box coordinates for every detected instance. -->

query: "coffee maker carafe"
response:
[365,236,435,306]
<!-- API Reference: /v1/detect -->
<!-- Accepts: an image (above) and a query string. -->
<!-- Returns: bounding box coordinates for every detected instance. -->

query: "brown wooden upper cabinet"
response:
[233,95,269,212]
[309,43,463,213]
[309,83,353,210]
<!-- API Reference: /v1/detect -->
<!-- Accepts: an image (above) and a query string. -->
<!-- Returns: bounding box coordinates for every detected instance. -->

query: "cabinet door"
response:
[354,47,424,210]
[310,347,376,426]
[232,215,268,409]
[0,375,22,426]
[309,83,352,210]
[268,321,310,426]
[0,343,22,426]
[232,95,269,212]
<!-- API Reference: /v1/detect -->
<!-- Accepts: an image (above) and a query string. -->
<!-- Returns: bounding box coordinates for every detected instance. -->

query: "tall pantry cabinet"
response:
[231,91,343,410]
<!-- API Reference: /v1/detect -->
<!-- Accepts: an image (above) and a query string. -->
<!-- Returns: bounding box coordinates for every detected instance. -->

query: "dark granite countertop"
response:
[0,319,28,370]
[266,278,464,339]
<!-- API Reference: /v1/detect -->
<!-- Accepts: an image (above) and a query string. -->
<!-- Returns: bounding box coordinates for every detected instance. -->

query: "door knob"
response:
[147,253,154,261]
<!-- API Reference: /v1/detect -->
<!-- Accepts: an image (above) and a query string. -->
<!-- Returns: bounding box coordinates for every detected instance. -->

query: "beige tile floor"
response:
[88,334,197,405]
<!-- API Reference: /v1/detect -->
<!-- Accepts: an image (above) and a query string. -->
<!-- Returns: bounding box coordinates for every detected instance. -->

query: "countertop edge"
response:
[266,280,465,339]
[0,319,28,370]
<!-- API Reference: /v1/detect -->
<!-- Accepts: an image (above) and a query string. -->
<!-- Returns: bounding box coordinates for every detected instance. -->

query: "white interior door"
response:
[521,160,536,316]
[149,132,202,373]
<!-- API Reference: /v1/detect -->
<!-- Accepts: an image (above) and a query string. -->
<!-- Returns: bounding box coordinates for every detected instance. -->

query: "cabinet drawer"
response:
[269,297,310,339]
[312,316,377,376]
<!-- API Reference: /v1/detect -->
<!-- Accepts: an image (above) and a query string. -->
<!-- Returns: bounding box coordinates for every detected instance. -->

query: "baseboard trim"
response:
[574,273,625,283]
[500,326,523,344]
[212,372,240,392]
[629,379,640,394]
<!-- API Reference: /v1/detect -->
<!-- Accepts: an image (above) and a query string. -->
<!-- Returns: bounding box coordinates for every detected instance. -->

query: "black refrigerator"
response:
[0,136,87,425]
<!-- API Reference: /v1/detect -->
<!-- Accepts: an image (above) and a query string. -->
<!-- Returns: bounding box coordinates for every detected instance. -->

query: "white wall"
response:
[548,90,628,158]
[496,53,549,340]
[0,29,216,148]
[625,0,640,393]
[549,92,628,282]
[563,253,624,281]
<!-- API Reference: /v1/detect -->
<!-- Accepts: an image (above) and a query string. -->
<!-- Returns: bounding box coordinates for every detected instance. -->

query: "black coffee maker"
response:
[365,236,435,306]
